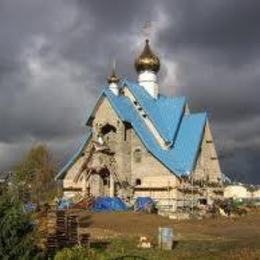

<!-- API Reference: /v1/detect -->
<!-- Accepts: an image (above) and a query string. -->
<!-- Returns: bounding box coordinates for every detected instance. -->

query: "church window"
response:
[124,122,131,141]
[134,148,142,163]
[135,178,142,186]
[103,178,109,186]
[101,123,117,135]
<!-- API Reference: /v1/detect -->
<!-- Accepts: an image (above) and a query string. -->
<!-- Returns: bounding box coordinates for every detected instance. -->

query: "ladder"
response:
[73,144,95,183]
[73,141,127,191]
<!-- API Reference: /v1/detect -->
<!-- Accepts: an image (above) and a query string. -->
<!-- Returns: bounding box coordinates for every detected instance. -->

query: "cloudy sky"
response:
[0,0,260,183]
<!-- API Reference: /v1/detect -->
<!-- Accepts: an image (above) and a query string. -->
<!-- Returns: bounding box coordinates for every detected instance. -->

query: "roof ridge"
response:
[123,80,186,144]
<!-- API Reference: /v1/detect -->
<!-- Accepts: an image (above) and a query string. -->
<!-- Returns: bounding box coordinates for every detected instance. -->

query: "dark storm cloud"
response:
[156,0,260,183]
[161,1,260,61]
[0,0,259,183]
[158,0,260,120]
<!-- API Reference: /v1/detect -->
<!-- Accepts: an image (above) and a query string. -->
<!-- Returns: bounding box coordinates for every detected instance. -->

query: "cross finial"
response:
[143,21,152,39]
[112,59,116,74]
[107,59,119,84]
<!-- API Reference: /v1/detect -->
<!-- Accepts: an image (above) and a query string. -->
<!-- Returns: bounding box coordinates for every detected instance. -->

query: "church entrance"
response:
[88,168,114,197]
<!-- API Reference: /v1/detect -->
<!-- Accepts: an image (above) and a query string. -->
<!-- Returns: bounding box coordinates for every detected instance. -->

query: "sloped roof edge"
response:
[55,131,92,180]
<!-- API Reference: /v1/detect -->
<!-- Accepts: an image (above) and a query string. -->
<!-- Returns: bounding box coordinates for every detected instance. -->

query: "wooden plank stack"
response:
[80,233,91,248]
[46,210,58,257]
[56,210,67,249]
[67,215,79,246]
[46,235,57,258]
[46,209,90,257]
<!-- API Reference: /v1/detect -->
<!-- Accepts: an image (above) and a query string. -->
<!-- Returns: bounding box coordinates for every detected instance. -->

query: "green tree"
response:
[14,144,57,206]
[0,191,38,259]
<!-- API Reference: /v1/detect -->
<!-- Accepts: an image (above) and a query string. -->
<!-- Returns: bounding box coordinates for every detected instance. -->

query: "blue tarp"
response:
[92,197,128,212]
[24,202,37,213]
[134,197,155,211]
[58,198,74,209]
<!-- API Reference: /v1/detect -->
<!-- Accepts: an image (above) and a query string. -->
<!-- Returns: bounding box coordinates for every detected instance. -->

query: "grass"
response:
[87,237,260,260]
[73,209,260,259]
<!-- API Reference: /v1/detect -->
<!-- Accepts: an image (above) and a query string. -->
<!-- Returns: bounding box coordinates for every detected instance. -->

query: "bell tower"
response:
[135,39,160,98]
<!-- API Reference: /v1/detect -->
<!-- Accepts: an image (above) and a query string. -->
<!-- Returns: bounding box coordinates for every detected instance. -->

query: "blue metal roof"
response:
[124,80,186,145]
[56,80,207,179]
[105,86,207,175]
[55,131,92,180]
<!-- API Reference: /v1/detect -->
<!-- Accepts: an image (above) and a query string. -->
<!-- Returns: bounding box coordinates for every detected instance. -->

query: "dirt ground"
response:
[74,209,260,259]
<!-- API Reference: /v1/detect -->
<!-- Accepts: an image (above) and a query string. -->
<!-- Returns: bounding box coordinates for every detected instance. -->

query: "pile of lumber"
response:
[46,210,90,257]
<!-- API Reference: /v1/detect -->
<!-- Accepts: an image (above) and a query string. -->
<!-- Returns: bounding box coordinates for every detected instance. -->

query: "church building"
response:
[56,40,223,211]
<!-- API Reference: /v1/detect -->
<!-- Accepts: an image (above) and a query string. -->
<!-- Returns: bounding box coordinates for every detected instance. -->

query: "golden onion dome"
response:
[107,68,120,84]
[135,39,160,73]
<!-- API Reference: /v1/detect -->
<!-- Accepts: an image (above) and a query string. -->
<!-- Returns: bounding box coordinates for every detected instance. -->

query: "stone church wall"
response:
[79,96,179,200]
[61,96,222,206]
[193,123,222,183]
[92,97,132,183]
[130,127,178,185]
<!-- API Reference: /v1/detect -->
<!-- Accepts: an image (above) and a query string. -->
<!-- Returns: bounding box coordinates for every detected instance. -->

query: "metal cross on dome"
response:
[142,21,153,39]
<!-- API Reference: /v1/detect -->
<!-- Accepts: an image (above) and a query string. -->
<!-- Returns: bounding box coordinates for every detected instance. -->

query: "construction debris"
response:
[137,236,152,249]
[72,196,95,209]
[134,197,156,213]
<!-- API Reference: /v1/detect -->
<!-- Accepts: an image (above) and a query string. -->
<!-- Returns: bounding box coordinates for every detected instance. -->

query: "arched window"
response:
[101,123,117,135]
[133,148,142,163]
[135,178,142,186]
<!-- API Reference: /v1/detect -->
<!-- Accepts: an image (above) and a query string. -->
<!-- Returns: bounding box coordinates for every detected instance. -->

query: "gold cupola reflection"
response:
[135,39,160,73]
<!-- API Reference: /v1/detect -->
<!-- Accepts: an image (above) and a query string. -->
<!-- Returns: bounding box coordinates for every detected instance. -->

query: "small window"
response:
[124,122,131,141]
[101,123,116,135]
[134,148,142,163]
[103,178,109,186]
[135,178,141,186]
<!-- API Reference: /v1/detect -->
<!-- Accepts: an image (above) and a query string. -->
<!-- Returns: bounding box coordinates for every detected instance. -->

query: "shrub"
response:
[54,246,103,260]
[0,192,38,259]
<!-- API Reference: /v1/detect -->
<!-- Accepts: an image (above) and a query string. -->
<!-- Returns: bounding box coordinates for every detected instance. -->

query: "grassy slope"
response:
[75,209,260,259]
